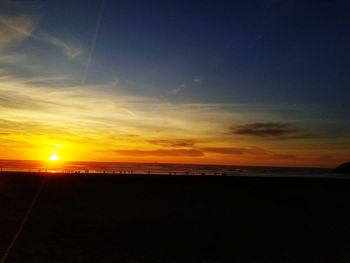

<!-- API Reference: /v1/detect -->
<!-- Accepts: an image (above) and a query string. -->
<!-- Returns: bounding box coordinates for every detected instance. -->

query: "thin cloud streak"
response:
[0,12,84,61]
[38,32,84,59]
[232,122,297,137]
[0,72,236,140]
[0,14,36,50]
[231,122,316,139]
[148,139,196,148]
[0,53,27,64]
[201,147,269,156]
[80,0,105,85]
[112,149,204,157]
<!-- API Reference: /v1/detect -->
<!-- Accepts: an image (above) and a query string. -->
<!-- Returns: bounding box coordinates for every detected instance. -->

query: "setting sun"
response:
[49,153,60,161]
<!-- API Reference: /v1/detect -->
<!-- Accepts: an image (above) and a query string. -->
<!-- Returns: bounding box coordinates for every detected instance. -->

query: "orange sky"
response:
[0,72,348,167]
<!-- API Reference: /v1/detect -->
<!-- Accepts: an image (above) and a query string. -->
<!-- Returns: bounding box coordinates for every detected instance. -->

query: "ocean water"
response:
[0,159,337,178]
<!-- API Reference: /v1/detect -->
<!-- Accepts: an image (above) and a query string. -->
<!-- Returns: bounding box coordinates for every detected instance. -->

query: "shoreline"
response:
[0,170,349,179]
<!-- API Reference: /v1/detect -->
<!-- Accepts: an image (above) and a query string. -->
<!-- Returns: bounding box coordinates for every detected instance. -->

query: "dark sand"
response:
[1,172,350,262]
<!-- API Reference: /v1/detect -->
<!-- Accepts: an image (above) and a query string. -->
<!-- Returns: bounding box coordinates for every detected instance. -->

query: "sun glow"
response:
[49,153,60,161]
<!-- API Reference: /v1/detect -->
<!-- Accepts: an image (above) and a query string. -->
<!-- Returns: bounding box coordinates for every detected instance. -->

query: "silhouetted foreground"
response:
[1,172,350,263]
[335,161,350,174]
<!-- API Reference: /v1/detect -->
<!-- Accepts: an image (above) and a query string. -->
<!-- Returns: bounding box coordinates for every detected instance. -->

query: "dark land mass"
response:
[1,172,350,263]
[335,161,350,174]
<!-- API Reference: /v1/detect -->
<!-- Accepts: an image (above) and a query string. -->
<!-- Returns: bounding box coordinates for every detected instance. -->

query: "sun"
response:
[49,153,60,161]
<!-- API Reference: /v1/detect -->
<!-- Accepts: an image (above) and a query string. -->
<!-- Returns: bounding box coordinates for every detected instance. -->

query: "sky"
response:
[0,0,349,167]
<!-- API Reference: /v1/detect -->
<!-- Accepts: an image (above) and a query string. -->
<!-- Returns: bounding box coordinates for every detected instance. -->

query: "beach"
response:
[1,172,350,262]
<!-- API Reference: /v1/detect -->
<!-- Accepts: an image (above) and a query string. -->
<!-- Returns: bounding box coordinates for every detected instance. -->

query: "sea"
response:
[0,159,338,178]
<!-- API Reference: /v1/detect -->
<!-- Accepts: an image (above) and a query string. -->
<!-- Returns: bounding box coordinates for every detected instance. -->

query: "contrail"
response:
[80,0,105,85]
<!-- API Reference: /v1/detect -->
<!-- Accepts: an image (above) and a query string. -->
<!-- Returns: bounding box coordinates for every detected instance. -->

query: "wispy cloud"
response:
[168,84,185,95]
[148,139,196,147]
[231,122,314,139]
[201,147,269,155]
[112,149,204,157]
[39,32,84,59]
[0,11,84,65]
[168,78,201,95]
[0,71,227,140]
[232,122,296,137]
[0,53,27,64]
[0,14,36,50]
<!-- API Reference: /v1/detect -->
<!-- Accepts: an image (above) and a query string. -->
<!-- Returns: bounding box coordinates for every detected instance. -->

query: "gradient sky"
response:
[0,0,349,167]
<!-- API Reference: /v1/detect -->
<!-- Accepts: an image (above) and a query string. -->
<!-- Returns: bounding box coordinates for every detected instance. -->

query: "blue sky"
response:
[8,0,348,102]
[33,0,350,103]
